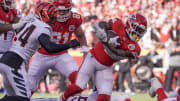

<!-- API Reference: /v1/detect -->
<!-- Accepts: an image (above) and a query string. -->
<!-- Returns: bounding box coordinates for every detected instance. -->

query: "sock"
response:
[177,95,180,101]
[96,94,110,101]
[177,88,180,95]
[157,88,168,101]
[31,91,34,97]
[125,98,131,101]
[62,84,83,101]
[69,71,78,84]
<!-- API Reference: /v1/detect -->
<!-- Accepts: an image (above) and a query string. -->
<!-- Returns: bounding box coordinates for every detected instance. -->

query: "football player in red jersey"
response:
[28,0,88,94]
[60,13,147,101]
[0,0,29,32]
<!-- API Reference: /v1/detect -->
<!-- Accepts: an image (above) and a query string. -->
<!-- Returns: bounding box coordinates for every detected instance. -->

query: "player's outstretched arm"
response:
[38,34,80,53]
[0,24,14,33]
[0,17,30,33]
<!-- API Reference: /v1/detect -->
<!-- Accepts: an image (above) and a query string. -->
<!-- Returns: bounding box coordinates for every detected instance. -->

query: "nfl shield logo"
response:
[128,44,135,50]
[69,25,75,31]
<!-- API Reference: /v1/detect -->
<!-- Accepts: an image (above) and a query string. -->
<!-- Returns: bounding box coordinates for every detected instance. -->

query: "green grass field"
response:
[0,92,157,101]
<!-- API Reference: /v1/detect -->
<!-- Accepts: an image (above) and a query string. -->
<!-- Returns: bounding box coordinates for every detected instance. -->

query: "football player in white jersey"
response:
[0,0,30,97]
[0,2,80,101]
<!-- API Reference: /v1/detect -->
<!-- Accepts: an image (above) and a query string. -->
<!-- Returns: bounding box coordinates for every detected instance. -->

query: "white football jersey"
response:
[9,13,52,64]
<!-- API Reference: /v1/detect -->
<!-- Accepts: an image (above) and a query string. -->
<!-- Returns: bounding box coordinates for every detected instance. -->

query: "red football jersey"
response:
[0,6,18,23]
[38,12,83,55]
[90,18,141,66]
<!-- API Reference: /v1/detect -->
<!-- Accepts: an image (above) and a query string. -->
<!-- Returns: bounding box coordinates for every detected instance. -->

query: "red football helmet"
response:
[125,13,147,41]
[53,0,72,22]
[35,2,57,25]
[0,0,15,10]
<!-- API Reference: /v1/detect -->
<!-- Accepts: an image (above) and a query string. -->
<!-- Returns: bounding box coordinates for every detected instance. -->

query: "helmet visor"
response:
[131,32,140,41]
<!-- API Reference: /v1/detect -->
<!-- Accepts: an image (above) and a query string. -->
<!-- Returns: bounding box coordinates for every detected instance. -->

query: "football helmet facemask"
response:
[125,13,147,42]
[53,0,72,22]
[0,0,15,11]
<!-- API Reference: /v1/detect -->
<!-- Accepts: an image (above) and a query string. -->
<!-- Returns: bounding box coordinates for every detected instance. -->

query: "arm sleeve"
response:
[38,34,71,53]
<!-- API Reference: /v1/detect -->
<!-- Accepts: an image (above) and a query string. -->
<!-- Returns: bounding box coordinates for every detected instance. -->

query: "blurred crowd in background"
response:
[0,0,180,94]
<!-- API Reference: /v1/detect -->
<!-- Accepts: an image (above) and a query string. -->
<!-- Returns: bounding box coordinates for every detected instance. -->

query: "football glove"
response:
[108,36,120,47]
[93,22,107,42]
[69,39,80,48]
[12,18,31,30]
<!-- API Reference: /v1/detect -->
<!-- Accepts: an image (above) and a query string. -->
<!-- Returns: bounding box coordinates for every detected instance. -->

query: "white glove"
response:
[12,18,31,30]
[93,22,107,42]
[80,45,89,53]
[108,36,120,47]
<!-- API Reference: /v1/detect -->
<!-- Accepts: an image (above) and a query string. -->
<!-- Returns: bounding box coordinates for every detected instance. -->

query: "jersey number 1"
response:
[18,25,36,47]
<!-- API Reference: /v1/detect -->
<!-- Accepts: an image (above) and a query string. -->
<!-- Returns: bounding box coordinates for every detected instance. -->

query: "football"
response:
[106,30,121,43]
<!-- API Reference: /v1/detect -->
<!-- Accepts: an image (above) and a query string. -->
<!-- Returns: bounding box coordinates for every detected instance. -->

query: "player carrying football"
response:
[60,13,147,101]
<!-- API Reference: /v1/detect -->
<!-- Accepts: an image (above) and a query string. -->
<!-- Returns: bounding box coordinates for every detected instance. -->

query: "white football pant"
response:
[28,52,78,91]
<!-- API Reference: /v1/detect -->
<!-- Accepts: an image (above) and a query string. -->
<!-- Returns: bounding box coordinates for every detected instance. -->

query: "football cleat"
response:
[149,87,156,97]
[151,77,162,92]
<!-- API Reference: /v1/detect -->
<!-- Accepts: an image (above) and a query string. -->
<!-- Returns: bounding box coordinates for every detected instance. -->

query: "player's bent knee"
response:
[69,71,78,84]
